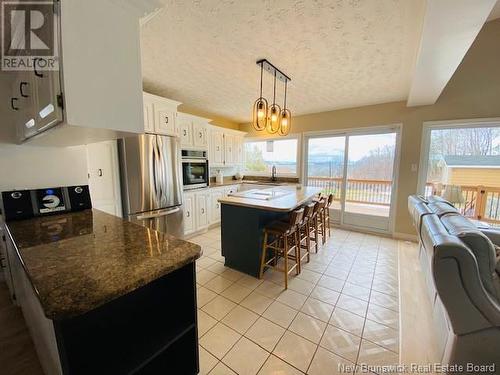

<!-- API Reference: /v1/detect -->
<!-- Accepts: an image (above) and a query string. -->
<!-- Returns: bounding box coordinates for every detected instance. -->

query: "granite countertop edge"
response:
[5,210,202,321]
[41,251,201,320]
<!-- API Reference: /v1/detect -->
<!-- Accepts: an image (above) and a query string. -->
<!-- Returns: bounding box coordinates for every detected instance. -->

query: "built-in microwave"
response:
[181,150,209,190]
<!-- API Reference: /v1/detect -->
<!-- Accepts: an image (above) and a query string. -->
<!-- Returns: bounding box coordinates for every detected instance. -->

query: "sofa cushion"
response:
[427,195,454,207]
[440,214,499,301]
[428,201,459,217]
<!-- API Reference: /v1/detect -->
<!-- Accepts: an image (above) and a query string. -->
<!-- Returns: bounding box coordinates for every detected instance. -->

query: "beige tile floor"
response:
[194,227,400,375]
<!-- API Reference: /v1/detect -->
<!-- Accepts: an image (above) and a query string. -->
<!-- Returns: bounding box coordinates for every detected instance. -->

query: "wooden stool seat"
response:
[264,221,297,236]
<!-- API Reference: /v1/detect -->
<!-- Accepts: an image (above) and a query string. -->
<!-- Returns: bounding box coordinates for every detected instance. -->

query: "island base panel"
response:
[221,204,287,277]
[53,262,199,375]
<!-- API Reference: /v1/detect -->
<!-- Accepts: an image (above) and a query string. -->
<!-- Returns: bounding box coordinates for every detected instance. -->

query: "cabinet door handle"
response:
[187,211,190,218]
[216,203,219,209]
[201,208,205,214]
[216,146,220,151]
[11,98,19,110]
[20,82,29,97]
[183,129,187,136]
[199,132,202,138]
[164,116,169,124]
[34,59,44,77]
[98,168,103,177]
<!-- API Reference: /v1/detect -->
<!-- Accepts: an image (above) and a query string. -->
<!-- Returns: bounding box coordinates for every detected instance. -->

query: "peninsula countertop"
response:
[218,186,322,212]
[4,209,202,320]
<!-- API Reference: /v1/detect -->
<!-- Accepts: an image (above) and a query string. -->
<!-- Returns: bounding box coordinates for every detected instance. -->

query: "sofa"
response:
[408,195,500,370]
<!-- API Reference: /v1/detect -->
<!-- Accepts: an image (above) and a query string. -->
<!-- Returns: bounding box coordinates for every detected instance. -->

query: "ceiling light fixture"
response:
[252,59,291,136]
[267,70,281,134]
[279,80,291,136]
[252,62,268,131]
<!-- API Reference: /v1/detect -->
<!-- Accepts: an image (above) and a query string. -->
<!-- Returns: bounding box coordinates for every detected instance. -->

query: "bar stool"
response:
[316,198,327,245]
[259,208,304,289]
[308,201,321,253]
[297,203,314,270]
[323,194,334,238]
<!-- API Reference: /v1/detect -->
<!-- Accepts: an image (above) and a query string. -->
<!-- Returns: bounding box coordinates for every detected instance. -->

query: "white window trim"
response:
[417,117,500,195]
[243,134,302,178]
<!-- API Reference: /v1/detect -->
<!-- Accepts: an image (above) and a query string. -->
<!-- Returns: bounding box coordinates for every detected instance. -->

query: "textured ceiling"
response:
[140,0,425,123]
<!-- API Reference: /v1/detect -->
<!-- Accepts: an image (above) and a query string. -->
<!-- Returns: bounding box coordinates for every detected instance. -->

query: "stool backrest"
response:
[303,203,315,219]
[312,201,321,215]
[318,198,326,209]
[327,194,334,207]
[290,208,304,226]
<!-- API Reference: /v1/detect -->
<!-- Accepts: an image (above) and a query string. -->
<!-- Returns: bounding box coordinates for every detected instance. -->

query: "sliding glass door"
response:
[306,135,346,223]
[305,128,400,233]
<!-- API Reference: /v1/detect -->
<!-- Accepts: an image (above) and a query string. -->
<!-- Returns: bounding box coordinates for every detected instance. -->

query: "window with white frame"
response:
[244,138,299,176]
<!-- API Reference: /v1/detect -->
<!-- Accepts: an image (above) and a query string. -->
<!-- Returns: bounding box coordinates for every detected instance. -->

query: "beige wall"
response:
[240,19,500,235]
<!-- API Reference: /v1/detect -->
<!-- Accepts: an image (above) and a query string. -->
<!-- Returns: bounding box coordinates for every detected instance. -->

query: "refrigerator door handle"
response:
[156,136,166,205]
[136,207,180,220]
[152,137,162,204]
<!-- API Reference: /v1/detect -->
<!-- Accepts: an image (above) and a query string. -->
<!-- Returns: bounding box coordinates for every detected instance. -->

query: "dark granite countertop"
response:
[5,209,201,320]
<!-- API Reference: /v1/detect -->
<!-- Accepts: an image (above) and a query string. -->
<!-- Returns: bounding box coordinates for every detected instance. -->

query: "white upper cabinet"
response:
[193,122,208,148]
[7,0,160,146]
[177,113,193,146]
[143,100,154,133]
[211,130,225,166]
[208,125,246,167]
[177,113,209,149]
[154,106,177,135]
[143,92,181,136]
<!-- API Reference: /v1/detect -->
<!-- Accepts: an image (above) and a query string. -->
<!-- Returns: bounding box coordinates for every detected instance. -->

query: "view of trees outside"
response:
[307,134,395,179]
[427,127,500,183]
[244,139,298,174]
[306,133,396,211]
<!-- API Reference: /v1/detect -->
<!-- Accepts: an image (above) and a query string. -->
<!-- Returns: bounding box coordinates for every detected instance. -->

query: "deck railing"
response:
[307,177,392,206]
[426,183,500,225]
[308,176,500,225]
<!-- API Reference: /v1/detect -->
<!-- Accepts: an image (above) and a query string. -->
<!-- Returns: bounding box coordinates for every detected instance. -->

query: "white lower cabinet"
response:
[183,185,239,235]
[210,190,224,224]
[183,194,195,235]
[183,190,210,235]
[196,193,209,230]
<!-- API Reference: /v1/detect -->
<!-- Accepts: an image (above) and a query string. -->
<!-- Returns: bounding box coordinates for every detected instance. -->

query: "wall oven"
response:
[181,150,209,190]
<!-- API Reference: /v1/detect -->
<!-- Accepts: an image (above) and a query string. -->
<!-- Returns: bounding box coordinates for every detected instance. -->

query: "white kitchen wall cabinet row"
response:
[183,185,239,235]
[7,0,159,147]
[208,126,246,167]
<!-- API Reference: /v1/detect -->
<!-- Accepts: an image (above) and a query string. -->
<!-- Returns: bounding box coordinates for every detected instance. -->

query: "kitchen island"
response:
[3,209,201,375]
[219,186,321,277]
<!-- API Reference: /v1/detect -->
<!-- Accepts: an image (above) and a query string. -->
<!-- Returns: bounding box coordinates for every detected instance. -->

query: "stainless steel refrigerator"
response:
[118,134,184,237]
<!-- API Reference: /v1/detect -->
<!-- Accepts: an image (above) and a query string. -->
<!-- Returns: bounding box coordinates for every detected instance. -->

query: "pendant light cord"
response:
[273,71,277,105]
[284,80,287,110]
[259,63,264,99]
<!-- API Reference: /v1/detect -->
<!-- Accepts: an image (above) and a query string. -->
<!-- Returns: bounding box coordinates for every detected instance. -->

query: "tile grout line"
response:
[197,228,399,375]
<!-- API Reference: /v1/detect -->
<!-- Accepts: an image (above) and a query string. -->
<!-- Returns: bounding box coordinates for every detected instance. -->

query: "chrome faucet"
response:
[271,165,277,182]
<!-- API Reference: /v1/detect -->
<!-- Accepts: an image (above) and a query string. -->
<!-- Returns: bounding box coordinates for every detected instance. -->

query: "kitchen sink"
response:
[229,188,292,200]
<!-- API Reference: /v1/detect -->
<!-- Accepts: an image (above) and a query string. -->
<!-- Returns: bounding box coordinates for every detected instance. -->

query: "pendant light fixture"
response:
[267,70,281,134]
[252,62,268,131]
[252,59,291,136]
[278,79,291,136]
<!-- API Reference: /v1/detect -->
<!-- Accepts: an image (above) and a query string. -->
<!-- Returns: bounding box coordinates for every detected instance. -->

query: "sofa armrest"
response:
[433,236,500,335]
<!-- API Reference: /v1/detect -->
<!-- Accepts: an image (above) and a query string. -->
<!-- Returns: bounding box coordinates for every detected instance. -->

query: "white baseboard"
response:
[393,232,418,242]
